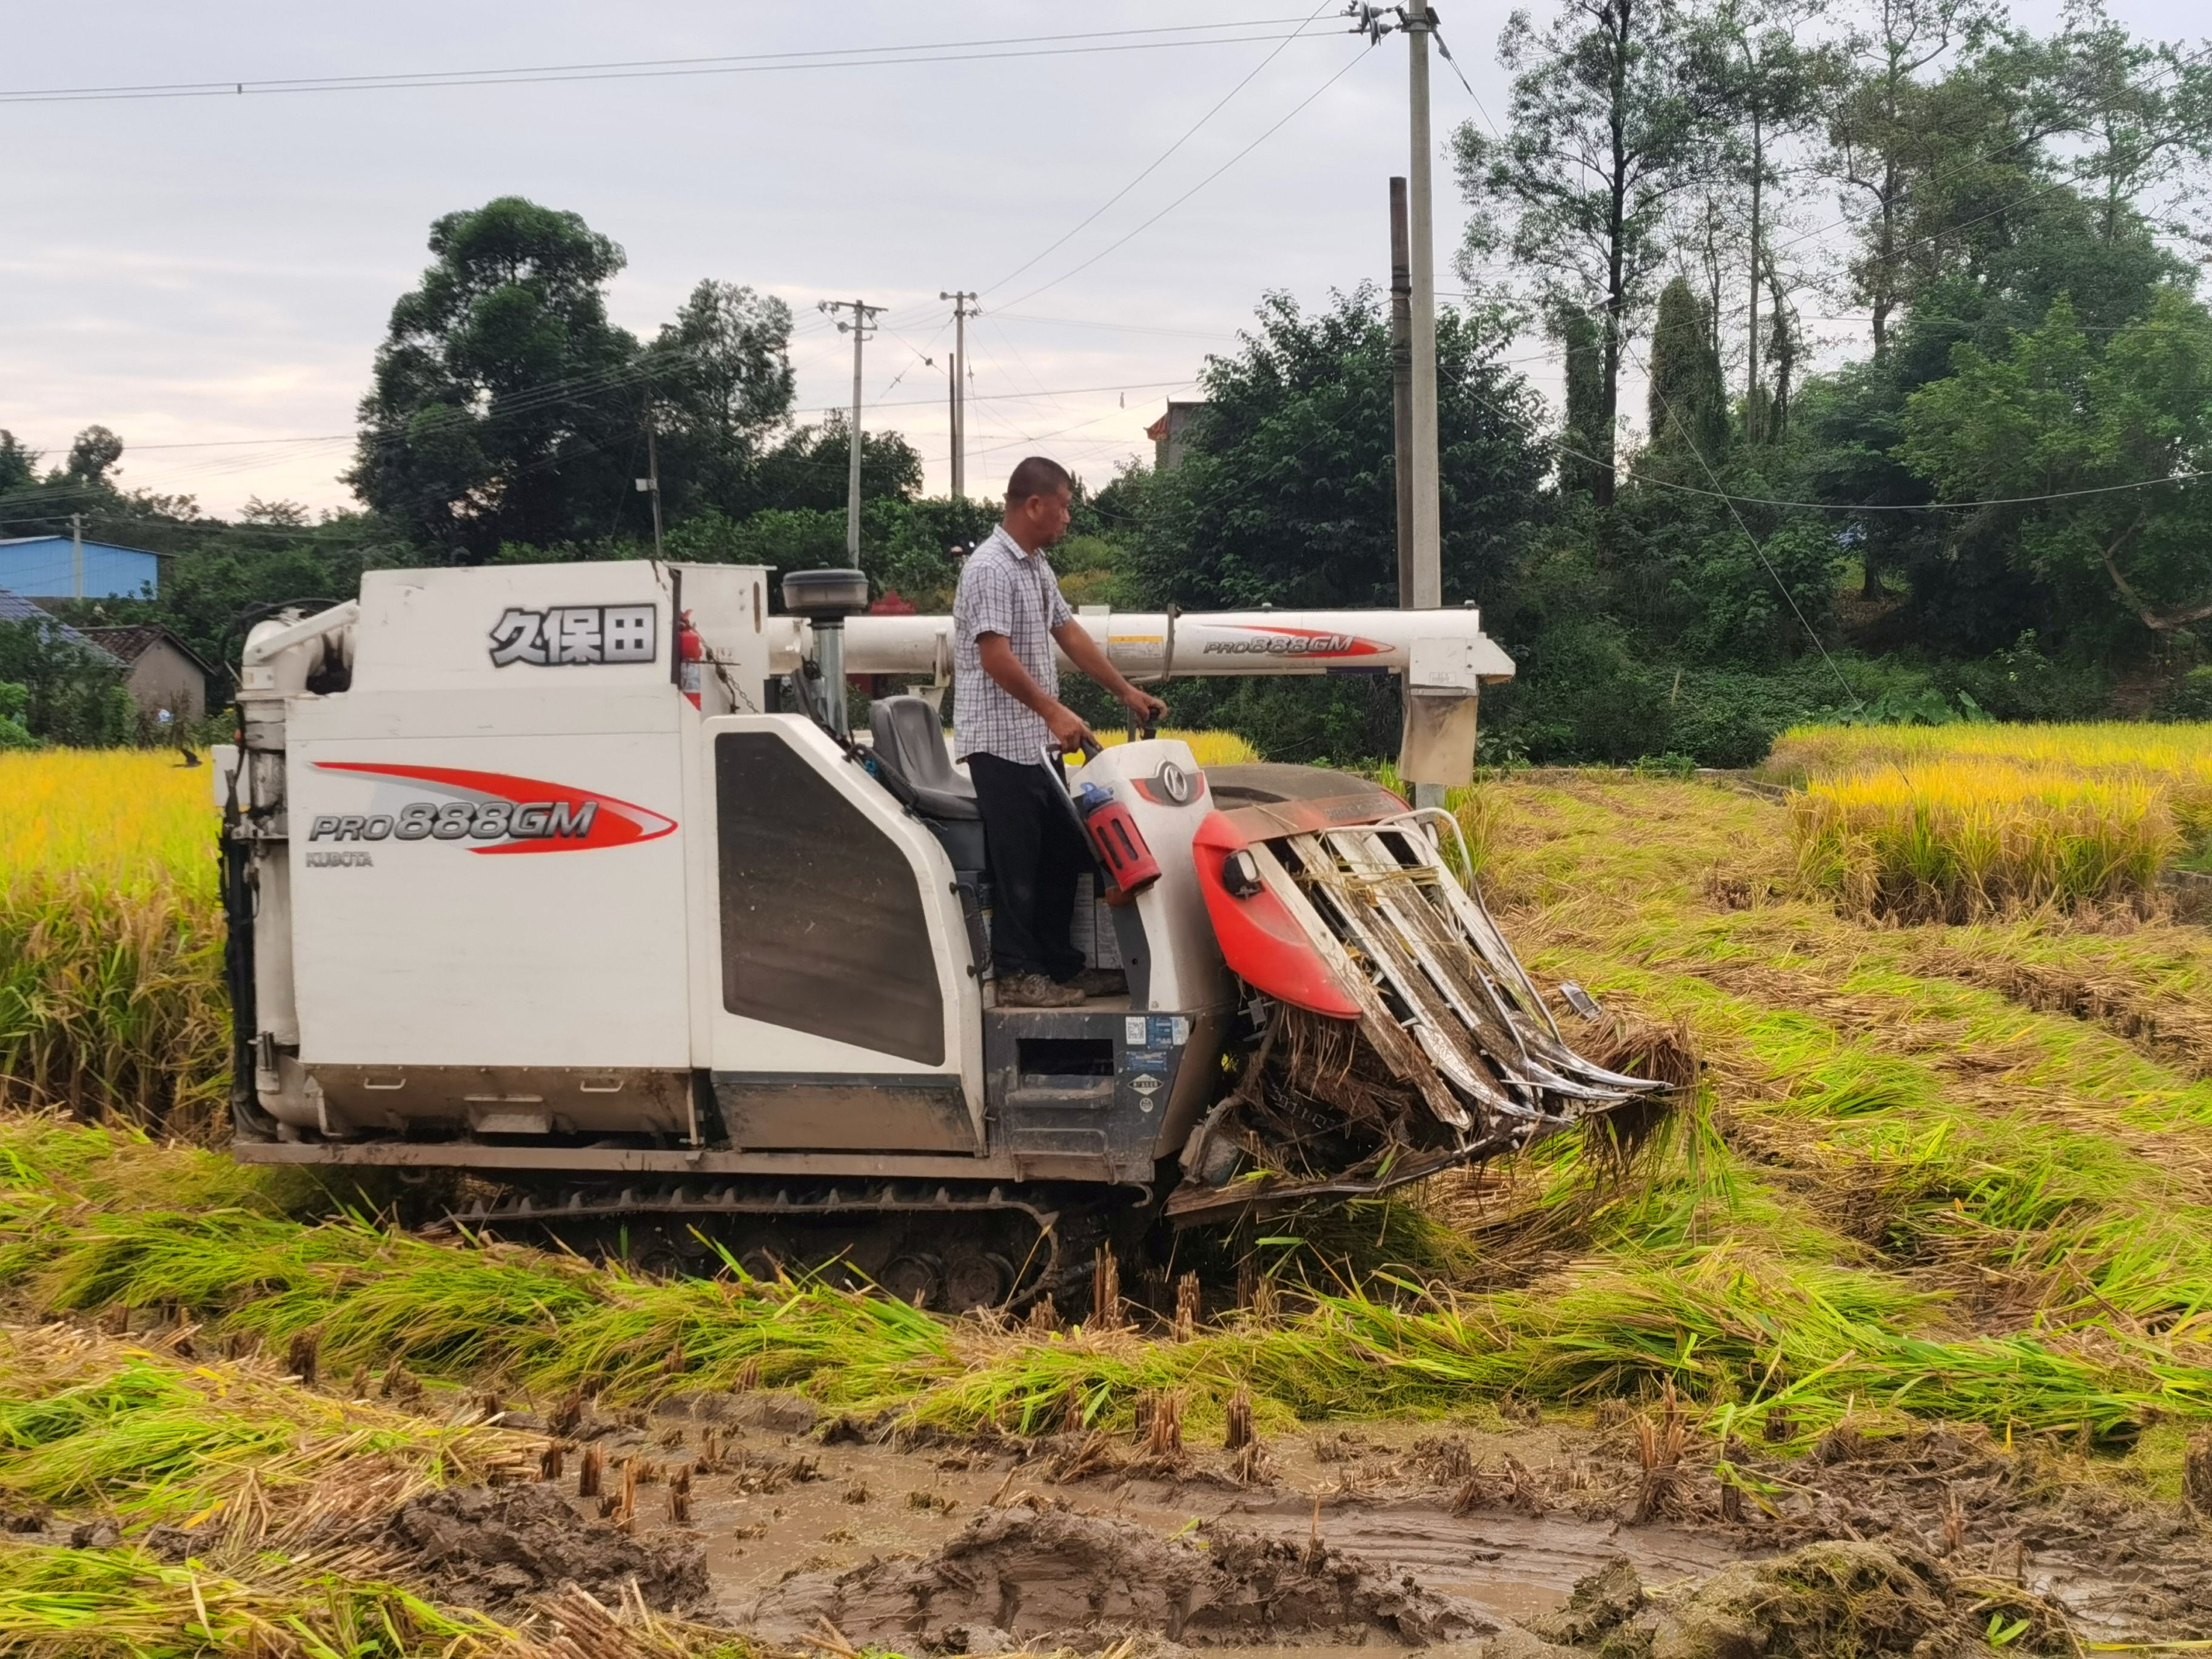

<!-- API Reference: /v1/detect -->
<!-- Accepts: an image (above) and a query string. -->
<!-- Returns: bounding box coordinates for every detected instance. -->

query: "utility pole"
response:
[69,512,85,598]
[1404,4,1441,616]
[638,406,665,559]
[940,290,977,500]
[1389,178,1415,609]
[1351,2,1444,801]
[820,298,883,560]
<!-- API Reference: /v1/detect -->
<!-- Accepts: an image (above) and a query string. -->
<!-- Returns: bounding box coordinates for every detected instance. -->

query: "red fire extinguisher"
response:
[676,611,705,709]
[1074,782,1162,893]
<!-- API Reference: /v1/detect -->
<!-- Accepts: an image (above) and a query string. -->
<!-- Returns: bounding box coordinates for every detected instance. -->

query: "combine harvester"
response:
[217,561,1656,1307]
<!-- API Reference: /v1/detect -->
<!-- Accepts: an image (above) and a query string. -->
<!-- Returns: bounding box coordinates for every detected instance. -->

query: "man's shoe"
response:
[1065,968,1128,998]
[999,971,1085,1008]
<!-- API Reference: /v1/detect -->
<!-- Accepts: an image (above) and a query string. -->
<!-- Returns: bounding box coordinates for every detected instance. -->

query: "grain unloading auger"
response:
[218,560,1658,1309]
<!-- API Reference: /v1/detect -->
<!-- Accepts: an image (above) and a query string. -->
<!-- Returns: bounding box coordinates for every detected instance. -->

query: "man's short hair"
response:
[1005,455,1071,502]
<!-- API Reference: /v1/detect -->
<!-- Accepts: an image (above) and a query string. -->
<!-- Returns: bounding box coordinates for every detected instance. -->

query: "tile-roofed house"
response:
[79,624,216,724]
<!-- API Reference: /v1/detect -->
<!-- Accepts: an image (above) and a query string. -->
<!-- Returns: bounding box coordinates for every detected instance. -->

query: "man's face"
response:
[1014,484,1073,548]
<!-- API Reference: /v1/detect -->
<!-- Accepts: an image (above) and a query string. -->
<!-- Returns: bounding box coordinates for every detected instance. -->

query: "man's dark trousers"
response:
[968,752,1087,982]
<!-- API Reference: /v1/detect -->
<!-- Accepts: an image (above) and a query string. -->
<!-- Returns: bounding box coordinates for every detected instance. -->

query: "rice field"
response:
[4,739,2212,1651]
[1769,722,2212,919]
[4,744,2210,1437]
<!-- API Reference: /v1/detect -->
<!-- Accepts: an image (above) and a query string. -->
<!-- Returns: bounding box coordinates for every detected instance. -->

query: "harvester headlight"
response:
[1222,849,1264,899]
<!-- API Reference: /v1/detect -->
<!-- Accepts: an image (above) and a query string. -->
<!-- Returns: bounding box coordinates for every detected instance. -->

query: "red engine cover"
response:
[1191,810,1360,1019]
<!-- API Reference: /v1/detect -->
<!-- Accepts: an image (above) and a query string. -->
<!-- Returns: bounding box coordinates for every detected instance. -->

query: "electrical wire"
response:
[996,43,1376,313]
[979,0,1340,297]
[986,311,1238,340]
[0,22,1328,105]
[1621,333,1860,704]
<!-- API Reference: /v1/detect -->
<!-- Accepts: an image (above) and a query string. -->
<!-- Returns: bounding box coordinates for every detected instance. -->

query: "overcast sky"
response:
[1,0,2193,522]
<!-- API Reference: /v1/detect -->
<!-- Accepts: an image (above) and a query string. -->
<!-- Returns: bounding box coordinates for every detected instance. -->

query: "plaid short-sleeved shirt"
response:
[953,525,1074,764]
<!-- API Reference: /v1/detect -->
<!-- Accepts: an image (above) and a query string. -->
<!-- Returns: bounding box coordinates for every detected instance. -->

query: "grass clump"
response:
[0,1541,525,1659]
[0,1325,541,1528]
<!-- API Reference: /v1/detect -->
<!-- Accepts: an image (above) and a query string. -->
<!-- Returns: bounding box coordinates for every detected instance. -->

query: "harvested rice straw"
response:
[0,1324,543,1537]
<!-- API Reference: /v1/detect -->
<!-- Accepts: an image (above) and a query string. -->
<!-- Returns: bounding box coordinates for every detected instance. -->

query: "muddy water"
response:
[634,1418,1752,1635]
[579,1403,2188,1647]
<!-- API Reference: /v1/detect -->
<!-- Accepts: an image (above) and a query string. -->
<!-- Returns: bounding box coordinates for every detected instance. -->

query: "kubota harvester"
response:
[217,560,1654,1306]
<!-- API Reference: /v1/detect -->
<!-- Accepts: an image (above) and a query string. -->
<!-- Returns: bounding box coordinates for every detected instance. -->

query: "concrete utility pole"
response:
[820,298,883,559]
[638,407,665,559]
[1404,5,1442,615]
[70,512,84,599]
[940,290,977,500]
[1389,178,1415,609]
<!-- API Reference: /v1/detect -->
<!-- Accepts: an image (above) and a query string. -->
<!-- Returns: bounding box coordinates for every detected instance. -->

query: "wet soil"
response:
[740,1501,1496,1649]
[1502,1543,2073,1659]
[548,1393,2211,1649]
[372,1483,709,1613]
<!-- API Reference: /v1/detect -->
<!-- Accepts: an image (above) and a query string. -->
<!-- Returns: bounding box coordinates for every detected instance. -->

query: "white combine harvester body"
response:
[217,560,1646,1302]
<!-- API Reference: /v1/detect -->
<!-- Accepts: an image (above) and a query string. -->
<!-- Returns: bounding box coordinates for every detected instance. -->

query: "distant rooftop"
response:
[0,588,129,668]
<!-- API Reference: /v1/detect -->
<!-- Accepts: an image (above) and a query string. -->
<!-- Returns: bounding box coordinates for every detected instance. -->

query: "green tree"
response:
[1645,276,1729,464]
[752,416,923,516]
[648,280,797,518]
[1454,0,1701,505]
[1825,0,1997,358]
[1900,287,2212,640]
[0,681,34,749]
[1681,0,1832,443]
[0,432,34,495]
[65,426,124,486]
[1560,310,1610,495]
[0,618,135,745]
[348,197,644,559]
[1133,286,1547,611]
[2039,0,2212,249]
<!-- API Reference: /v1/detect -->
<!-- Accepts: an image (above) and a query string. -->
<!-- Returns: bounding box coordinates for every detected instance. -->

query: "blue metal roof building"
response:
[0,535,164,598]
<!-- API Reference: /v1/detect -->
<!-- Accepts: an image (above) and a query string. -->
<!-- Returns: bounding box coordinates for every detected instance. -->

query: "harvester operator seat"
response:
[867,695,979,822]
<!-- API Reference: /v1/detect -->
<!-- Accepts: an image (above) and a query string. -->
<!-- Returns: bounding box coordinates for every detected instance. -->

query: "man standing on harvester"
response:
[954,455,1168,1009]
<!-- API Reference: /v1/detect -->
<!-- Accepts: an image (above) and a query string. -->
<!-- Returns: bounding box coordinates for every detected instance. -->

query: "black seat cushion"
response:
[869,696,980,820]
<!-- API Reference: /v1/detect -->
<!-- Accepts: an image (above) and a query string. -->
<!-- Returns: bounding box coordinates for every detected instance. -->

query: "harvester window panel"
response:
[715,732,945,1066]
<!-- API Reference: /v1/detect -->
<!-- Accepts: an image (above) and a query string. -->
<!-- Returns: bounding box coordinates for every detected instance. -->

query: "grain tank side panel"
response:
[287,688,693,1088]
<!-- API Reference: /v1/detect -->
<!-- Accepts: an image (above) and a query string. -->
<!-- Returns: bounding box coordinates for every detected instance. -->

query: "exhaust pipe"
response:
[781,569,871,737]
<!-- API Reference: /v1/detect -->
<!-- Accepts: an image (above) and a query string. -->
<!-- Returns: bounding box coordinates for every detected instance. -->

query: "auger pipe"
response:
[791,605,1517,683]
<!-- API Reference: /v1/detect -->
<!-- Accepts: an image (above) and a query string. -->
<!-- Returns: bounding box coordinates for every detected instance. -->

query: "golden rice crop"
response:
[1,752,226,1132]
[1769,721,2212,847]
[1094,726,1261,766]
[1791,757,2180,922]
[0,751,220,893]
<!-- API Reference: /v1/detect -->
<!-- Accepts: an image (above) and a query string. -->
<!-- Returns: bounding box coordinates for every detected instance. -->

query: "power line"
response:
[0,22,1328,105]
[1001,49,1376,325]
[999,44,1375,313]
[1611,458,2208,512]
[1621,332,1858,705]
[986,311,1238,340]
[980,1,1339,297]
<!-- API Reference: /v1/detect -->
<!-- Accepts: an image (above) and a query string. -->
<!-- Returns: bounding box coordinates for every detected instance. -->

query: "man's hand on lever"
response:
[1050,618,1168,738]
[1044,702,1098,754]
[1118,686,1168,729]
